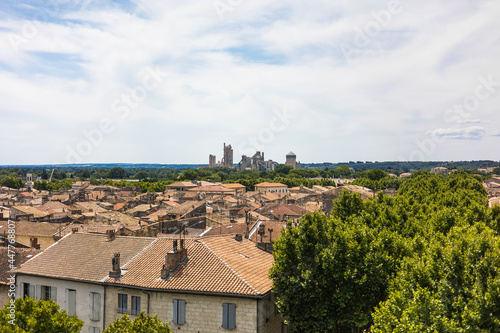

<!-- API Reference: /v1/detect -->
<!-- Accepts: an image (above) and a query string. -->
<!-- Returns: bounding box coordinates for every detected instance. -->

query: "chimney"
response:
[14,252,21,267]
[161,240,188,279]
[106,229,116,241]
[109,253,121,278]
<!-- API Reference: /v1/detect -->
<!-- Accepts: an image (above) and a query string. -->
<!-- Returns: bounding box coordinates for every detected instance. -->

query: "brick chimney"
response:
[161,239,188,279]
[109,253,121,278]
[106,229,116,241]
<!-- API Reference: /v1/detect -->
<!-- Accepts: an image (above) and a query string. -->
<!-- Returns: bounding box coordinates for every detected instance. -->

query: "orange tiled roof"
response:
[16,233,156,283]
[106,235,273,296]
[255,182,287,188]
[16,233,274,297]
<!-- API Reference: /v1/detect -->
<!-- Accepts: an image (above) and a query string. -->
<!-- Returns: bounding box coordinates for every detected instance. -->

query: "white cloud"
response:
[0,0,499,164]
[427,126,486,140]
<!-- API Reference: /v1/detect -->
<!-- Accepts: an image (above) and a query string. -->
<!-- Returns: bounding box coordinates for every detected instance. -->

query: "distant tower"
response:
[285,151,301,169]
[26,173,33,189]
[222,143,234,168]
[209,154,216,168]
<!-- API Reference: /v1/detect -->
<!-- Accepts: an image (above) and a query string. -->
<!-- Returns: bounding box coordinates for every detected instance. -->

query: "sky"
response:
[0,0,499,165]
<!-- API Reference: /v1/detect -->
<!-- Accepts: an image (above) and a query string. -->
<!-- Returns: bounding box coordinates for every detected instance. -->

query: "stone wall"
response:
[105,285,284,332]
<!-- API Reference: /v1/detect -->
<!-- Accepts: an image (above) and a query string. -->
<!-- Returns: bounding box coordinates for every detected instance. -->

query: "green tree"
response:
[106,167,127,179]
[134,171,149,181]
[0,176,24,189]
[330,190,364,221]
[0,298,83,333]
[104,312,172,333]
[334,165,352,178]
[275,164,293,175]
[372,224,500,333]
[80,169,91,178]
[270,212,407,332]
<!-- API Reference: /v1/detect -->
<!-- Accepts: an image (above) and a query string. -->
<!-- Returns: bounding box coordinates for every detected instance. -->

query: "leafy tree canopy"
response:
[271,172,500,332]
[104,312,172,333]
[0,298,83,333]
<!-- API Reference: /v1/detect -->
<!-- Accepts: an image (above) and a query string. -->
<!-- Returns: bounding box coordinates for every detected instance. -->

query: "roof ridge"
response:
[200,241,260,295]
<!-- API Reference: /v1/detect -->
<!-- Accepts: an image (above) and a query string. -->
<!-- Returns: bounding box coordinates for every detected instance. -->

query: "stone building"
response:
[237,151,276,171]
[221,143,234,168]
[16,232,285,333]
[209,154,216,168]
[285,151,301,169]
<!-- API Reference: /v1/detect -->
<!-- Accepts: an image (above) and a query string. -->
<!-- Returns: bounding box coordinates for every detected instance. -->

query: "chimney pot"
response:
[109,253,121,278]
[235,233,243,241]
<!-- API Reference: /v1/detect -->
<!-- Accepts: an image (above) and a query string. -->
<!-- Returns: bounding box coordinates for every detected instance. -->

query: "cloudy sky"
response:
[1,0,499,165]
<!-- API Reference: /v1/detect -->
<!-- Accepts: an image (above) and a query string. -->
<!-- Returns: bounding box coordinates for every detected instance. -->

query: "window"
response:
[89,292,101,321]
[66,289,77,316]
[222,303,236,330]
[131,296,141,316]
[36,285,56,301]
[173,299,186,325]
[89,327,101,333]
[117,294,128,314]
[21,283,34,298]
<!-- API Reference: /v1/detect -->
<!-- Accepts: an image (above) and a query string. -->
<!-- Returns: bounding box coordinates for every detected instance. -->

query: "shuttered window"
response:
[66,289,77,316]
[222,303,236,330]
[21,283,33,298]
[118,294,127,314]
[36,285,57,302]
[131,296,141,316]
[89,292,101,321]
[173,299,186,325]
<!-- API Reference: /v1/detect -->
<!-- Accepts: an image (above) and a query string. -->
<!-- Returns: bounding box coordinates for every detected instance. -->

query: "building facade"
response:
[15,232,284,332]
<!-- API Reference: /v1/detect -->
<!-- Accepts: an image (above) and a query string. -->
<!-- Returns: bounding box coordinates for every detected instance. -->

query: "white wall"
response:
[16,275,105,332]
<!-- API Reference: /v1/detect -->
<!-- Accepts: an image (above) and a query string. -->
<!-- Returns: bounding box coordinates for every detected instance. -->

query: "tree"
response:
[364,169,387,181]
[134,171,149,181]
[0,297,83,333]
[269,212,407,332]
[372,224,500,332]
[334,165,352,178]
[275,164,293,175]
[104,312,172,333]
[330,190,364,221]
[0,176,24,189]
[106,167,127,179]
[80,169,91,178]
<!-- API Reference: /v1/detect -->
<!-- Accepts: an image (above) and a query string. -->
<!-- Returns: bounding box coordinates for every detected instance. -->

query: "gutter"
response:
[257,298,260,333]
[102,285,106,331]
[142,290,151,314]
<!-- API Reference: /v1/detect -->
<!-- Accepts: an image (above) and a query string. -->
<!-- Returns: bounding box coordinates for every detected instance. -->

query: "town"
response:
[0,149,500,332]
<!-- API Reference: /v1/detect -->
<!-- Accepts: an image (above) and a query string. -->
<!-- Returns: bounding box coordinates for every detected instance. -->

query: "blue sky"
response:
[0,0,499,165]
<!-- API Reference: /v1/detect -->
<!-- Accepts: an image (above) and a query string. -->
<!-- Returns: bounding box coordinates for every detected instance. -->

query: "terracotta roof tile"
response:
[106,236,273,296]
[16,233,156,283]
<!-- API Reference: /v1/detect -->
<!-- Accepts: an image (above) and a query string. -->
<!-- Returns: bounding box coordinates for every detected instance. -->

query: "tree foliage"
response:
[0,298,83,333]
[103,312,172,333]
[270,172,500,332]
[270,212,408,332]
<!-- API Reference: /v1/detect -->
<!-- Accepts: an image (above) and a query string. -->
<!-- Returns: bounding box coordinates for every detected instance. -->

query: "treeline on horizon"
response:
[0,161,499,193]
